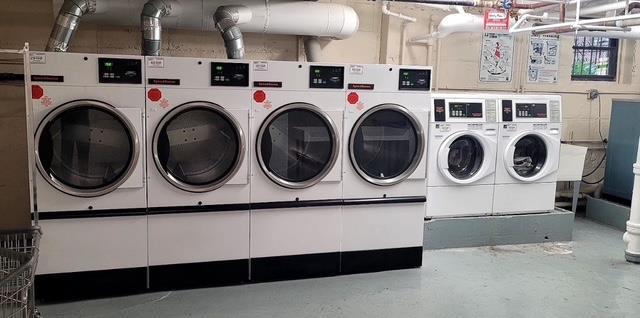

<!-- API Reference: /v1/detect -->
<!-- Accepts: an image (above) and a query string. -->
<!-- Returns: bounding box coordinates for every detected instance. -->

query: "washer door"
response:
[35,100,140,197]
[350,104,425,186]
[153,102,245,193]
[257,103,339,189]
[504,132,553,182]
[437,132,493,184]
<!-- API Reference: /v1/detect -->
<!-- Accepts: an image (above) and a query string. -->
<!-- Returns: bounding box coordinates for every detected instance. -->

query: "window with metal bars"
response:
[571,36,619,81]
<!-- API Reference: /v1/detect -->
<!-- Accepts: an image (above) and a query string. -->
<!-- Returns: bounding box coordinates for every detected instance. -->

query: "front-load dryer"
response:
[426,93,498,218]
[145,56,251,289]
[493,95,562,214]
[250,61,344,281]
[342,64,431,274]
[29,52,147,298]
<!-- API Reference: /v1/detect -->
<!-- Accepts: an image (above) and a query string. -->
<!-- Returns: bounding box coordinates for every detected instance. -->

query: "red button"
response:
[254,90,266,103]
[148,88,162,102]
[347,92,359,105]
[31,85,44,99]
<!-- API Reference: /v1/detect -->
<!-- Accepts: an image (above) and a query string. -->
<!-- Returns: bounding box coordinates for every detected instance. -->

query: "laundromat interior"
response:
[1,0,640,317]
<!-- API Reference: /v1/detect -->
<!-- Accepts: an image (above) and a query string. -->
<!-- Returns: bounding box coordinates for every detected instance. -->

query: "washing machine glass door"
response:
[446,135,484,181]
[154,102,245,193]
[35,100,139,197]
[350,104,425,186]
[510,134,547,179]
[257,103,339,189]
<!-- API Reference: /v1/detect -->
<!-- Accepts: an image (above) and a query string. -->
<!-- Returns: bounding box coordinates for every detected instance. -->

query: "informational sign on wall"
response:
[479,32,514,82]
[483,9,510,33]
[527,34,560,83]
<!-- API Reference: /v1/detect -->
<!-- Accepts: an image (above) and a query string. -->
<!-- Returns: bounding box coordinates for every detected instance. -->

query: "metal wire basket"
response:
[0,228,41,318]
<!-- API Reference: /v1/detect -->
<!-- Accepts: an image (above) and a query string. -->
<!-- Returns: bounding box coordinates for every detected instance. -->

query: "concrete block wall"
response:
[1,0,638,222]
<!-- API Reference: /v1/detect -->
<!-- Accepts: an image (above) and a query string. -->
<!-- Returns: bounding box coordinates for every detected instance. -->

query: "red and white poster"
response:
[484,9,510,33]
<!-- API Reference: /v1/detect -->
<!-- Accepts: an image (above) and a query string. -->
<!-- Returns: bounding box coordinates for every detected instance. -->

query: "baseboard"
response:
[250,252,341,282]
[35,267,147,303]
[341,246,423,274]
[149,259,250,291]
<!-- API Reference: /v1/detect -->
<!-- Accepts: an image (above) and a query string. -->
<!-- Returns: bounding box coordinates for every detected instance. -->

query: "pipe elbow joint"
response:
[46,0,96,52]
[213,6,249,60]
[141,0,172,56]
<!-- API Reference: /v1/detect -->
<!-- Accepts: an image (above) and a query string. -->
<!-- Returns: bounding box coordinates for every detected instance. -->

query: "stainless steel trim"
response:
[256,103,340,189]
[152,101,246,193]
[34,100,141,197]
[349,104,425,186]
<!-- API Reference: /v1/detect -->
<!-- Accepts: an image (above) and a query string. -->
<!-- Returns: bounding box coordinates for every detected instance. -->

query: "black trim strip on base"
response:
[342,196,426,206]
[251,199,343,211]
[147,203,251,215]
[36,208,147,220]
[251,252,341,282]
[341,246,423,274]
[149,259,249,291]
[35,267,147,303]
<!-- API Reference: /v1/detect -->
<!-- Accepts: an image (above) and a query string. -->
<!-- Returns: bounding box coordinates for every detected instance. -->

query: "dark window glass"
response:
[156,107,240,186]
[352,109,419,180]
[572,36,618,81]
[260,108,334,183]
[448,136,484,179]
[513,135,547,177]
[38,106,133,190]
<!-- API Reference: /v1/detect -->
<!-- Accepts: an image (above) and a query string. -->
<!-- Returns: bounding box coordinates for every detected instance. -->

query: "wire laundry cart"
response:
[0,228,41,318]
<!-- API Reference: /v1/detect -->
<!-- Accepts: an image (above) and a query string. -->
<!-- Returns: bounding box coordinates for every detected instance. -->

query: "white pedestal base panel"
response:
[148,212,250,266]
[426,184,494,218]
[493,182,557,214]
[250,207,341,258]
[37,217,147,274]
[342,203,425,252]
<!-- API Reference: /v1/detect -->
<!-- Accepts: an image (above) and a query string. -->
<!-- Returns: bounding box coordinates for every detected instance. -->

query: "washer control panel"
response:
[515,103,547,118]
[98,58,142,84]
[449,102,483,118]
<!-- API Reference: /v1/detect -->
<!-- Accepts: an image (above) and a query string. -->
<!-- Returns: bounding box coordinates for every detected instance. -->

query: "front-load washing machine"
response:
[493,95,562,214]
[426,93,498,218]
[29,52,147,299]
[342,64,431,274]
[145,56,251,289]
[250,60,344,281]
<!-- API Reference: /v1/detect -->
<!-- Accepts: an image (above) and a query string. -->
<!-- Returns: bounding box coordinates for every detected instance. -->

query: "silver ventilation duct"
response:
[46,0,97,52]
[141,0,173,56]
[213,5,250,59]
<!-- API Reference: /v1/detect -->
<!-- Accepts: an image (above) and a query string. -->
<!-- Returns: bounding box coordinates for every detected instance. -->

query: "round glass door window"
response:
[350,104,424,186]
[35,100,139,197]
[154,102,244,192]
[447,135,484,180]
[512,134,547,178]
[257,103,339,189]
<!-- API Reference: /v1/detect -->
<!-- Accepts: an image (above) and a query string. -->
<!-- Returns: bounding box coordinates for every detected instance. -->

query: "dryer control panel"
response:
[309,65,345,89]
[98,58,142,84]
[398,68,431,91]
[210,62,249,87]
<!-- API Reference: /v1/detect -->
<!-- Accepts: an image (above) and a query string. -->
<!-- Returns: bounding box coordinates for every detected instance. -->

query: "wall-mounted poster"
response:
[527,34,560,83]
[480,32,514,82]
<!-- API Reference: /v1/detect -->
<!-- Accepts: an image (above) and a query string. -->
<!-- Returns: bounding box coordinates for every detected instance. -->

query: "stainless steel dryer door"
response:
[35,100,140,197]
[153,102,245,193]
[350,104,425,186]
[257,103,340,189]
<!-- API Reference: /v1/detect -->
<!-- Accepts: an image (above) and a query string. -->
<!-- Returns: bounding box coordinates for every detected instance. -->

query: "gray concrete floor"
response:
[40,217,640,318]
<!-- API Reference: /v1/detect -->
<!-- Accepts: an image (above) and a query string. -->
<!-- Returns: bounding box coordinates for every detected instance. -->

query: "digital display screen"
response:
[211,62,249,87]
[398,68,431,91]
[449,102,483,118]
[98,58,142,84]
[309,65,344,89]
[515,103,547,118]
